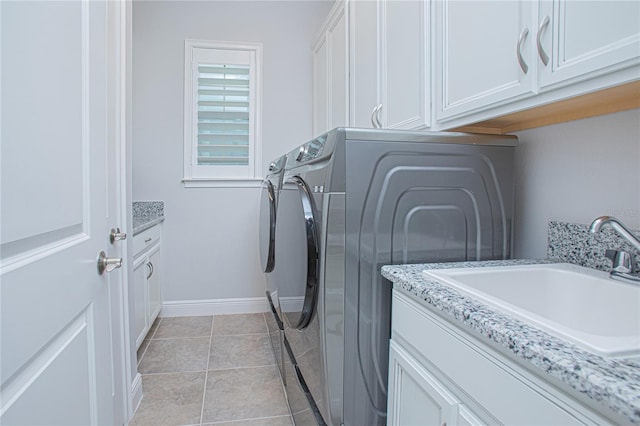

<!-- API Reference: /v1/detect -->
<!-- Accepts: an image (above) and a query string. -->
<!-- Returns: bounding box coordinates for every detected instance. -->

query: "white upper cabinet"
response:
[537,0,640,90]
[329,6,348,130]
[313,1,348,136]
[434,0,640,129]
[435,0,536,122]
[350,0,430,130]
[349,0,377,128]
[317,0,639,134]
[312,36,328,136]
[381,0,430,129]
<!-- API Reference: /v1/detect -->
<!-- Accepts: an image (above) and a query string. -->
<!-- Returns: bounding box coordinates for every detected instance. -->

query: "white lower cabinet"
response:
[389,341,477,426]
[389,289,612,425]
[147,247,162,321]
[133,225,162,349]
[133,256,149,349]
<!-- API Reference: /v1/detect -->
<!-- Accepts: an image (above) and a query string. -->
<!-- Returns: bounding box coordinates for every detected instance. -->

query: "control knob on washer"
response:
[296,145,307,162]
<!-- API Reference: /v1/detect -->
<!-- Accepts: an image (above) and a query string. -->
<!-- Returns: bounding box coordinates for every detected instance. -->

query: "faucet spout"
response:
[589,215,640,252]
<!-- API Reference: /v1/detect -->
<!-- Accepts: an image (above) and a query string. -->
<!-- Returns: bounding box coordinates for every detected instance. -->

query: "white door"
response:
[148,246,162,323]
[313,1,348,136]
[312,35,328,136]
[327,3,348,130]
[387,342,459,426]
[435,0,536,122]
[538,0,640,89]
[380,0,430,129]
[1,1,124,424]
[349,0,378,128]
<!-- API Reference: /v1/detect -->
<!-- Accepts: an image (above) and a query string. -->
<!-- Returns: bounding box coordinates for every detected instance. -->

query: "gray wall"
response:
[513,108,640,259]
[132,1,332,302]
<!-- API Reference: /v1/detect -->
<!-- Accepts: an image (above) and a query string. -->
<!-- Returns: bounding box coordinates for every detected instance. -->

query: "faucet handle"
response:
[605,249,633,273]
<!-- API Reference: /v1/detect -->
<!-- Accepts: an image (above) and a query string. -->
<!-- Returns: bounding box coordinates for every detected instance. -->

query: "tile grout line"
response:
[149,335,214,341]
[199,315,215,426]
[138,362,280,378]
[137,317,163,366]
[206,413,294,425]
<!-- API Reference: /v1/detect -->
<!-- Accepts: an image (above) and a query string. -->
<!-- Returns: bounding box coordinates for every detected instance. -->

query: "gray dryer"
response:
[270,128,517,425]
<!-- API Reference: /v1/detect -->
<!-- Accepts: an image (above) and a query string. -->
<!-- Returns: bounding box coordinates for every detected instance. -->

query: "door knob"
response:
[110,227,127,244]
[97,251,122,275]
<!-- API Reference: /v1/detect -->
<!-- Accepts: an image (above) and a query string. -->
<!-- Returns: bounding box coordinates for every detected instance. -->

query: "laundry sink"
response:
[423,263,640,357]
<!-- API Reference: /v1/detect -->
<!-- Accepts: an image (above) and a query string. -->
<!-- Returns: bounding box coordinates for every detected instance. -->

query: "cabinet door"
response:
[313,36,328,136]
[147,245,162,323]
[328,3,348,130]
[381,0,430,129]
[349,0,378,128]
[388,341,458,426]
[457,405,489,426]
[436,0,535,122]
[537,0,640,89]
[313,1,348,136]
[133,256,149,349]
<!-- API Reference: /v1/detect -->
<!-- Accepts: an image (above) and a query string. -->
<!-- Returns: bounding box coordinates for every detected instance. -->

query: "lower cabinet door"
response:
[133,256,149,349]
[147,245,162,322]
[388,341,460,426]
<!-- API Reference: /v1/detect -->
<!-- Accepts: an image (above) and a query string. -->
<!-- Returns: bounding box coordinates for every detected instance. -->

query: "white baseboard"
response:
[279,296,304,313]
[130,373,143,418]
[160,297,270,317]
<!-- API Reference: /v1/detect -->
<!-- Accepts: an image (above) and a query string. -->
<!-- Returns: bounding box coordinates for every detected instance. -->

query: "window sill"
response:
[182,178,263,188]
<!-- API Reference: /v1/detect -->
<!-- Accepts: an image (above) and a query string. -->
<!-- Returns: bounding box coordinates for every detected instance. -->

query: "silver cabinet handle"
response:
[517,27,529,74]
[370,104,382,128]
[537,15,550,66]
[370,104,383,129]
[110,227,127,244]
[374,104,383,129]
[144,238,152,244]
[146,262,154,279]
[97,251,122,275]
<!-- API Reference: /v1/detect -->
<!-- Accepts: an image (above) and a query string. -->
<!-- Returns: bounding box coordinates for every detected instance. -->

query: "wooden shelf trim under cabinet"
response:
[452,81,640,135]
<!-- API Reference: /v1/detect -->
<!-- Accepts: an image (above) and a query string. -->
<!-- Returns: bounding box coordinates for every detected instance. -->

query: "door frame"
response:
[108,0,136,423]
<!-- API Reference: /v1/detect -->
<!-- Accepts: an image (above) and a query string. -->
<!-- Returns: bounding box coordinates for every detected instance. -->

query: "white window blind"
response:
[197,64,250,166]
[184,40,262,185]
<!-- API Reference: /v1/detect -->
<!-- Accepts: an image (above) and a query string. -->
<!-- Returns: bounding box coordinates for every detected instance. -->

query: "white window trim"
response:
[183,39,263,188]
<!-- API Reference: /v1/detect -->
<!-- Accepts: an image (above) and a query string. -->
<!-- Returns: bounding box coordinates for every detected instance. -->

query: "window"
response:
[183,40,262,186]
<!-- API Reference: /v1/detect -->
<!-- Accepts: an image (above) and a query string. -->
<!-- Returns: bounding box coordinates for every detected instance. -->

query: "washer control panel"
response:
[295,134,327,163]
[268,155,287,173]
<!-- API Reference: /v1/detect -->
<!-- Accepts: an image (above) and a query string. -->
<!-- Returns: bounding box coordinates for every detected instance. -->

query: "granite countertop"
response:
[381,259,640,424]
[132,201,164,235]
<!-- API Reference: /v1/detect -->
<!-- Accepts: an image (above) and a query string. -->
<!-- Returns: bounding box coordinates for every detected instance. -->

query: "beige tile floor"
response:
[130,314,293,426]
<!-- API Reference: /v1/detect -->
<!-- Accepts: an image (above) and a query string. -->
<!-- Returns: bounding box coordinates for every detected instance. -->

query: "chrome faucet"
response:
[589,215,640,283]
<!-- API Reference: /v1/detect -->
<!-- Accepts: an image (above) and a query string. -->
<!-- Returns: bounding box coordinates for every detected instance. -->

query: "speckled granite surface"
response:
[548,220,640,272]
[132,201,164,235]
[382,259,640,424]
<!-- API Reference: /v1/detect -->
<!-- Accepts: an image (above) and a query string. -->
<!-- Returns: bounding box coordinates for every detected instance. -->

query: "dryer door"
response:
[275,176,319,330]
[259,179,277,273]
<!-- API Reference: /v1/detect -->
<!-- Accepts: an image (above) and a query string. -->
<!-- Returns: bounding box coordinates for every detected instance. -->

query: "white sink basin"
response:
[423,263,640,357]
